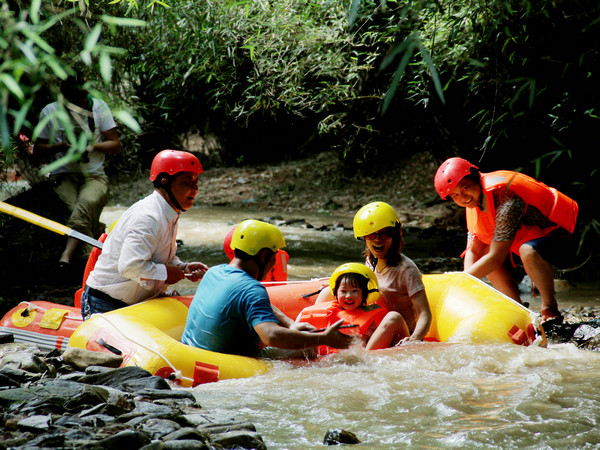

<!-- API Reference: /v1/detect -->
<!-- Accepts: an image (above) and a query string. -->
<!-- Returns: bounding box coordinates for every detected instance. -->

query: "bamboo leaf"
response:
[113,110,141,133]
[417,42,446,105]
[10,101,32,134]
[348,0,362,26]
[20,28,55,54]
[16,41,37,64]
[100,15,147,27]
[84,23,102,53]
[0,74,25,100]
[382,44,414,114]
[99,52,112,83]
[45,58,69,79]
[0,108,10,155]
[30,0,42,25]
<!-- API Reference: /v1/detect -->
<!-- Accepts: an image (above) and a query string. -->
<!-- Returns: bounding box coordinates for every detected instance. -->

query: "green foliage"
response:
[0,0,142,181]
[2,0,599,204]
[111,0,372,162]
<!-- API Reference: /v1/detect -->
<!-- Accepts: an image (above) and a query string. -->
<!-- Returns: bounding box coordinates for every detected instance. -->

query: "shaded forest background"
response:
[1,0,599,308]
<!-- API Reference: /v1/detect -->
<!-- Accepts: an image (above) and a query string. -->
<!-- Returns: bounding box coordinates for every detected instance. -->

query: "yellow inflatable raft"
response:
[68,272,544,387]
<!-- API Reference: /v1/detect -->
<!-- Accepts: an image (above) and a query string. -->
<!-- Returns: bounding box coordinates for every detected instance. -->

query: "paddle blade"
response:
[0,201,103,249]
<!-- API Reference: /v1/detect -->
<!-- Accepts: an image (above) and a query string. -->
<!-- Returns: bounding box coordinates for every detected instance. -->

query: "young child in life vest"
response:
[297,263,409,352]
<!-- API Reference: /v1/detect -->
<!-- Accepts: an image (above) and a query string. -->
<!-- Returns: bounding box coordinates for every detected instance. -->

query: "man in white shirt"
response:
[82,150,209,320]
[33,74,122,269]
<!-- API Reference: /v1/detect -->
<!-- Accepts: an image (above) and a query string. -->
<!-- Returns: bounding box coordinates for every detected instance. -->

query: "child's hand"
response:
[395,336,415,346]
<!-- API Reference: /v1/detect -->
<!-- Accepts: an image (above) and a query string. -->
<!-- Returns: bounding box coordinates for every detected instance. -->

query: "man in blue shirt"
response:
[182,219,353,357]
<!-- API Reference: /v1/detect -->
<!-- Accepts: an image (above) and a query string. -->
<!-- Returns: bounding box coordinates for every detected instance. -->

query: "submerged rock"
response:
[323,428,361,445]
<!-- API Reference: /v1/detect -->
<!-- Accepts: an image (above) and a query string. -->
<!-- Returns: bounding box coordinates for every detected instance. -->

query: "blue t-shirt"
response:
[181,264,278,357]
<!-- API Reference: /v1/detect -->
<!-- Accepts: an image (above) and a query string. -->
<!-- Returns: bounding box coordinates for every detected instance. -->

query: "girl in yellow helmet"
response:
[316,201,432,342]
[298,263,409,351]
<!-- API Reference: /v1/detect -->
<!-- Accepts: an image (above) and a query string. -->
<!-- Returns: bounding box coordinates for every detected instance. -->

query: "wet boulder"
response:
[62,347,123,370]
[0,345,50,374]
[323,428,361,445]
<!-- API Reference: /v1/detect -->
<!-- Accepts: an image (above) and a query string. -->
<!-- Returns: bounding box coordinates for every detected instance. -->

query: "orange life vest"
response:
[466,171,578,256]
[297,301,388,354]
[264,249,289,284]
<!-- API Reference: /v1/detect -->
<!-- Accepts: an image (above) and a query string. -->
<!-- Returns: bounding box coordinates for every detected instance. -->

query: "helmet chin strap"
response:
[161,177,186,212]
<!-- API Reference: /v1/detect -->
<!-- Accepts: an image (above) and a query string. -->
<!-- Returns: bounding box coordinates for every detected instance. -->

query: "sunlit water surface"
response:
[101,205,600,449]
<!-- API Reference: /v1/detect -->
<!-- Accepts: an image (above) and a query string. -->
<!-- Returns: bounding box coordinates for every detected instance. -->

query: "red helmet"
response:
[150,150,203,182]
[434,157,479,199]
[223,225,236,260]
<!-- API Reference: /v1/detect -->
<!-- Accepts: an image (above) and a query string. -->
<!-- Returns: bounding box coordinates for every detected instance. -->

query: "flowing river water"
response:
[102,205,600,449]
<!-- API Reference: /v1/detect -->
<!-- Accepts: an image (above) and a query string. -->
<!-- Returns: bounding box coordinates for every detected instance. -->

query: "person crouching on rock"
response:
[434,157,580,328]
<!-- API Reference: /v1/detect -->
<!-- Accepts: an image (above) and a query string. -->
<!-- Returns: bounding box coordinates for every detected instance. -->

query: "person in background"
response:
[434,157,579,327]
[81,149,209,320]
[181,219,353,357]
[223,224,289,283]
[315,201,432,341]
[297,263,410,352]
[33,73,122,269]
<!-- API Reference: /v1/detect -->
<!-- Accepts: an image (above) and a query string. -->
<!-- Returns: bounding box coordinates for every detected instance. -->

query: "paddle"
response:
[0,200,103,249]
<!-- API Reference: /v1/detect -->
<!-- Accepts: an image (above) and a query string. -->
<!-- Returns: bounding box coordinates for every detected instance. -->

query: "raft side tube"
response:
[68,297,271,387]
[423,273,534,344]
[0,301,82,351]
[268,280,325,320]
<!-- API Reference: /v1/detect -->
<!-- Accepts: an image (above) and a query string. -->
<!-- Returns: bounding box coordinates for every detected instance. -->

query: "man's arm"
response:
[254,319,353,350]
[33,137,68,154]
[270,304,314,331]
[33,128,121,157]
[92,127,121,154]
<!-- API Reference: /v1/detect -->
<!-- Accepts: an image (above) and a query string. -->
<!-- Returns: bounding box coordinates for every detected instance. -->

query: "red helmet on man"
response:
[150,150,203,182]
[434,157,479,200]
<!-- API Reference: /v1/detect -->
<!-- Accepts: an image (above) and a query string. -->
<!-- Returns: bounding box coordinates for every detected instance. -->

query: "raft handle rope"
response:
[92,313,195,385]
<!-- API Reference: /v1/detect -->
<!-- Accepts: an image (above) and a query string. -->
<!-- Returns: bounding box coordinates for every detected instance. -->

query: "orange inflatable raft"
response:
[1,273,545,386]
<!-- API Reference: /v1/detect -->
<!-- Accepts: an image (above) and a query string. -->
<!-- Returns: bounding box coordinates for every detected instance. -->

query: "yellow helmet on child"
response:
[329,262,380,305]
[230,219,286,256]
[353,201,400,239]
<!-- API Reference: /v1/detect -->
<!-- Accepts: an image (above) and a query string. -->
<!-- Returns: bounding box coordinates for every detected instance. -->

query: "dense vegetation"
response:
[1,0,599,233]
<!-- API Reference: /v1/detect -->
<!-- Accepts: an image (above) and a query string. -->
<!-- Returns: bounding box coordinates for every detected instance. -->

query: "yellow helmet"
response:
[329,262,380,305]
[230,219,286,256]
[353,201,400,238]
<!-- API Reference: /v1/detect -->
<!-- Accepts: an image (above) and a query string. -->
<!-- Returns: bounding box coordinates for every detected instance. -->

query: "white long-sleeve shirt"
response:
[86,191,184,304]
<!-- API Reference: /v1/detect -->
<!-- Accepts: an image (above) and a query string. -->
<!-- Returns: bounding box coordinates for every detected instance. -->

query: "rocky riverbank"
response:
[0,341,268,449]
[0,338,364,449]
